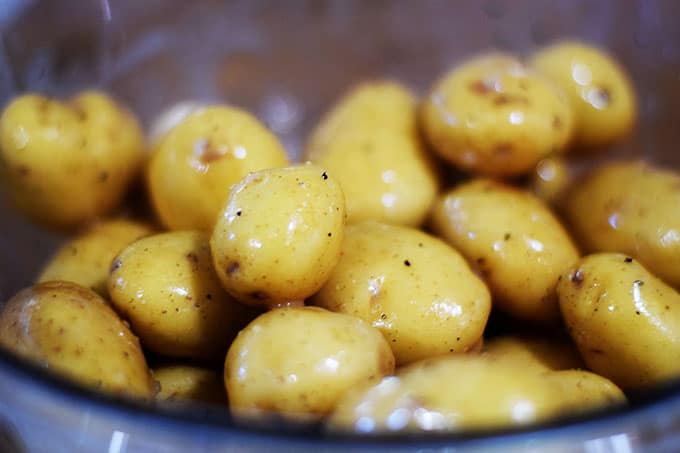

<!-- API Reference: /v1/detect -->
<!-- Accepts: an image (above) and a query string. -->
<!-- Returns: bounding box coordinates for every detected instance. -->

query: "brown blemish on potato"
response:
[590,348,604,355]
[110,259,122,273]
[321,171,328,180]
[570,269,584,287]
[495,143,513,155]
[624,257,633,263]
[97,171,109,183]
[186,252,199,264]
[250,291,268,301]
[194,139,226,165]
[227,262,240,275]
[493,94,528,105]
[469,80,493,95]
[553,116,562,130]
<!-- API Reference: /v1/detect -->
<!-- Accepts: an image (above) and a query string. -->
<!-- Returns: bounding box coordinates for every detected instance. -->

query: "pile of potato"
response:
[1,40,679,435]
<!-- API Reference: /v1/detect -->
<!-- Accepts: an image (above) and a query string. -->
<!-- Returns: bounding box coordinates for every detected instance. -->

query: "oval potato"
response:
[483,335,584,371]
[544,369,626,415]
[154,364,226,404]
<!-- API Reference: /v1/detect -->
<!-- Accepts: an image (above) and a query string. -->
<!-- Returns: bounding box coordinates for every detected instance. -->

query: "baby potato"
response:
[147,106,289,231]
[557,253,680,390]
[420,53,573,177]
[531,41,636,148]
[154,364,226,404]
[544,370,626,415]
[0,281,155,398]
[305,82,439,227]
[108,230,254,360]
[431,179,579,323]
[565,161,680,288]
[483,335,584,371]
[37,219,154,297]
[225,306,395,420]
[313,222,490,365]
[0,92,145,230]
[529,156,572,207]
[327,355,564,433]
[211,164,345,308]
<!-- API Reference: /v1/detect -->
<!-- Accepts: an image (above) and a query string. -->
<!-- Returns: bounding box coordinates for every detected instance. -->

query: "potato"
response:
[313,222,490,365]
[557,253,680,390]
[37,219,154,297]
[327,355,564,433]
[305,82,439,227]
[565,161,680,288]
[108,230,254,360]
[211,164,345,308]
[529,156,571,207]
[0,281,154,398]
[147,106,289,231]
[531,41,636,148]
[420,53,573,177]
[483,335,584,371]
[154,364,226,404]
[224,306,394,420]
[0,92,145,230]
[545,370,626,415]
[431,179,579,322]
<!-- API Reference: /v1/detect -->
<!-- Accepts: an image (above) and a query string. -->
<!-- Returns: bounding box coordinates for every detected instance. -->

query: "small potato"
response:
[37,219,154,297]
[483,335,584,371]
[108,231,254,360]
[545,370,626,415]
[313,222,490,365]
[420,53,573,177]
[305,82,439,227]
[0,281,155,398]
[529,156,572,207]
[531,41,636,148]
[327,355,564,433]
[565,161,680,288]
[154,364,226,404]
[224,306,395,420]
[557,253,680,390]
[0,92,145,230]
[147,106,289,231]
[431,179,579,322]
[211,164,345,308]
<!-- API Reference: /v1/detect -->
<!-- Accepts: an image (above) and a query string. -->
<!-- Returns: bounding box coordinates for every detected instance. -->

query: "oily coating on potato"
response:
[420,53,573,177]
[108,231,256,361]
[305,81,439,227]
[483,335,584,371]
[565,160,680,289]
[224,306,395,420]
[37,219,154,297]
[431,179,579,323]
[0,281,155,398]
[0,92,145,230]
[544,369,626,415]
[147,106,289,231]
[313,221,491,365]
[154,364,226,404]
[557,253,680,390]
[531,41,636,149]
[211,163,345,308]
[529,156,572,207]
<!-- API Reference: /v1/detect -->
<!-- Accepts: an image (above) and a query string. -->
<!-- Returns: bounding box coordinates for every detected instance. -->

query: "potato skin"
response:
[108,231,254,360]
[37,219,154,297]
[431,179,579,322]
[0,92,145,230]
[565,161,680,288]
[154,364,226,404]
[313,222,490,365]
[420,54,573,177]
[544,370,626,415]
[557,253,680,390]
[327,355,564,433]
[305,82,439,227]
[224,306,395,420]
[0,281,155,398]
[483,335,584,371]
[531,41,636,148]
[147,106,289,231]
[211,164,345,308]
[529,156,571,207]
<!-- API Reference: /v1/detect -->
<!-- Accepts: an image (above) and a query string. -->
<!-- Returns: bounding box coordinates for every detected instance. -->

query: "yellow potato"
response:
[211,164,345,308]
[0,281,155,398]
[544,370,626,415]
[483,335,584,371]
[327,355,564,433]
[108,230,255,360]
[147,106,289,231]
[431,179,579,322]
[531,41,636,148]
[305,82,439,227]
[224,306,395,420]
[154,365,226,404]
[529,156,572,207]
[0,92,145,230]
[420,53,573,177]
[313,222,490,365]
[37,219,154,297]
[557,253,680,390]
[565,161,680,288]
